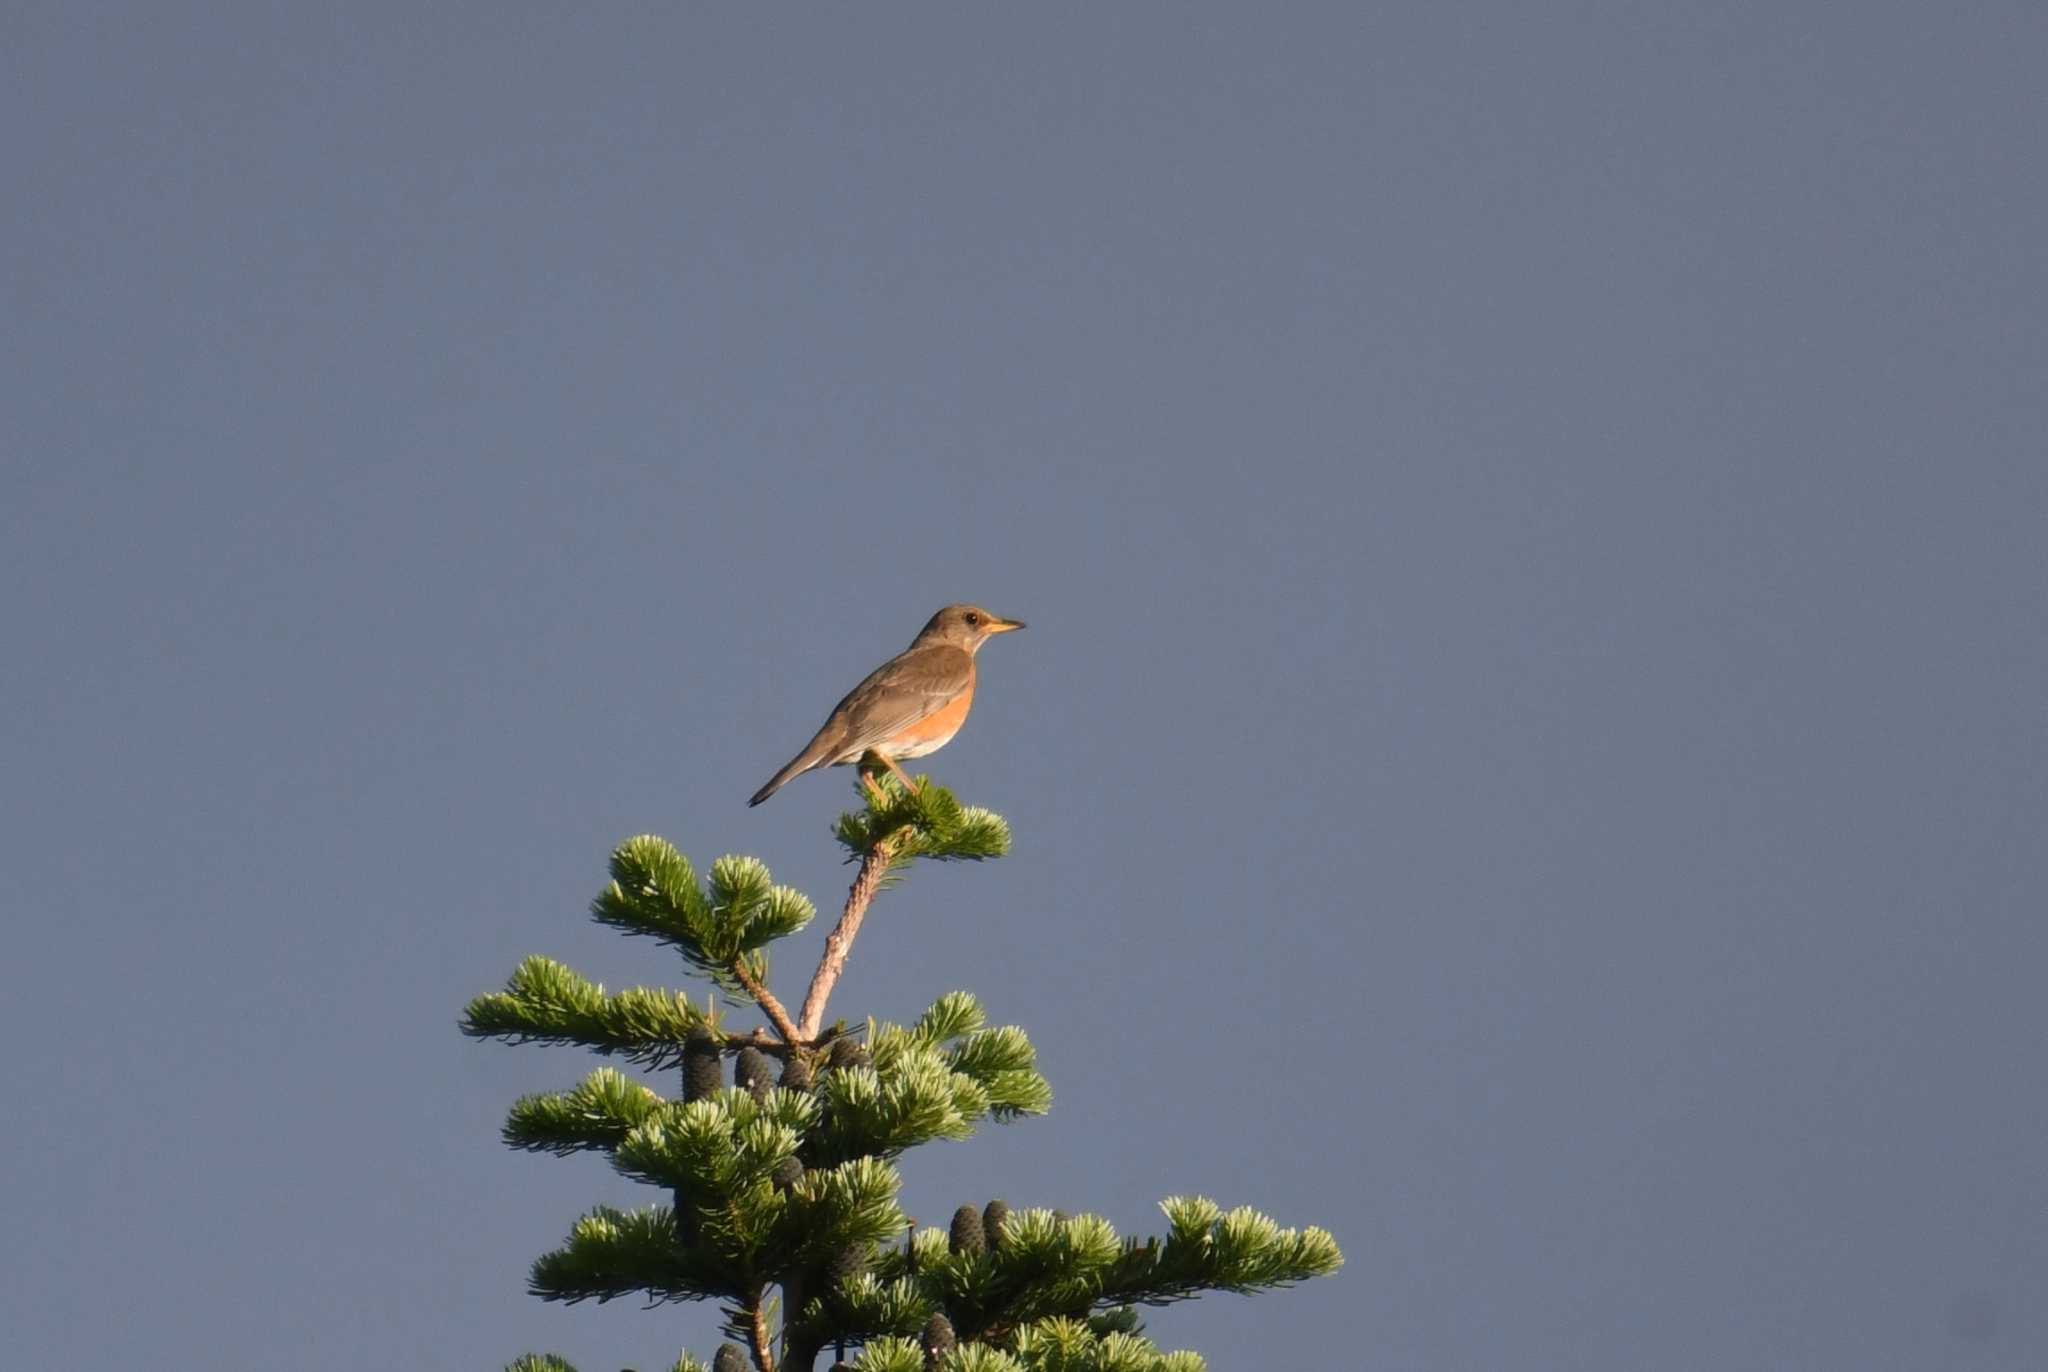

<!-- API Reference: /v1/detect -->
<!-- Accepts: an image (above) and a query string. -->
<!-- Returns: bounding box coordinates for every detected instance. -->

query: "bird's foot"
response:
[882,756,923,796]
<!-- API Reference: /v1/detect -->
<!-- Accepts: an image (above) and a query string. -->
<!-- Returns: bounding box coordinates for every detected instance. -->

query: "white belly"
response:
[828,722,962,766]
[884,726,961,760]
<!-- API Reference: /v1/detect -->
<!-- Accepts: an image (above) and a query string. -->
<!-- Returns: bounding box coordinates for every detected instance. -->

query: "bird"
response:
[748,604,1026,806]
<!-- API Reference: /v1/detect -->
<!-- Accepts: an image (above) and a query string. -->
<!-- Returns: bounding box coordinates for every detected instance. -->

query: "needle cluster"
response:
[463,771,1340,1371]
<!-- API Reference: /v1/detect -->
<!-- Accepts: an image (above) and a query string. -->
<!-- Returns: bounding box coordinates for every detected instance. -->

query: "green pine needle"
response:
[529,1204,736,1305]
[460,956,713,1069]
[832,776,1013,870]
[591,837,812,1002]
[504,1068,666,1155]
[470,810,1340,1372]
[910,990,987,1045]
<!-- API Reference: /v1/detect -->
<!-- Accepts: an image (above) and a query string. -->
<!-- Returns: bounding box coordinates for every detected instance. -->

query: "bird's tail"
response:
[747,748,824,807]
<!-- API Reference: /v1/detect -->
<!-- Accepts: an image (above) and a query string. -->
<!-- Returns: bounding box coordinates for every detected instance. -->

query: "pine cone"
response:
[735,1046,774,1100]
[779,1052,815,1091]
[683,1028,723,1103]
[712,1344,748,1372]
[948,1204,985,1256]
[982,1200,1009,1251]
[827,1037,871,1072]
[920,1312,957,1365]
[825,1241,870,1288]
[771,1156,804,1192]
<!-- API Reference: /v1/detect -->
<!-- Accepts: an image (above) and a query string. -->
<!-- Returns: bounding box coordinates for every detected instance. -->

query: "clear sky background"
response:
[4,4,2044,1369]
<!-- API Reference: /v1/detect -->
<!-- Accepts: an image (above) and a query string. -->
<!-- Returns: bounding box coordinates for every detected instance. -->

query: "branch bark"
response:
[796,837,896,1041]
[747,1289,778,1371]
[719,1025,798,1056]
[730,959,801,1046]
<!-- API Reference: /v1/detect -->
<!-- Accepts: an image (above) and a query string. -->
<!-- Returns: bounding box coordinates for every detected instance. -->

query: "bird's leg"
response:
[857,749,923,801]
[856,753,893,805]
[879,753,923,796]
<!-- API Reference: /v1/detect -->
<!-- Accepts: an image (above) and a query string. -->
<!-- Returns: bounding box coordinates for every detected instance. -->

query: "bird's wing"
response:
[827,643,974,755]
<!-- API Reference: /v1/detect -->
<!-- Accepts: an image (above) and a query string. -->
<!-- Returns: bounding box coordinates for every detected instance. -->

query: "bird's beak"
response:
[987,617,1026,634]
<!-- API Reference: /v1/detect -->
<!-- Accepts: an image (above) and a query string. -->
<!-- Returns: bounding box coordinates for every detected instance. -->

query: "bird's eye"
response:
[965,612,980,625]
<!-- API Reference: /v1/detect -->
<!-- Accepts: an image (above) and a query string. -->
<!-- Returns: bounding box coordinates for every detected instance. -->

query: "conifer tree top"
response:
[466,771,1340,1371]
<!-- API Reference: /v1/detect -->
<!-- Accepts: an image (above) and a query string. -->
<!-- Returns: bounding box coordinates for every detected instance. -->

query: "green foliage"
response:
[460,956,712,1069]
[505,1067,665,1155]
[845,1332,1202,1372]
[1007,1319,1208,1372]
[610,1087,818,1195]
[471,803,1340,1371]
[842,1315,1210,1372]
[804,995,1051,1165]
[504,1355,711,1372]
[909,991,984,1043]
[845,1340,926,1372]
[528,1083,910,1312]
[1138,1196,1345,1300]
[530,1204,729,1304]
[799,1269,929,1343]
[944,1351,1026,1372]
[832,776,1011,869]
[592,837,815,1002]
[865,1201,1340,1345]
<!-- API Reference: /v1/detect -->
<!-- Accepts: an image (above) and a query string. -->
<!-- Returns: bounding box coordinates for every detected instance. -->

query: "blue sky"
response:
[4,4,2045,1368]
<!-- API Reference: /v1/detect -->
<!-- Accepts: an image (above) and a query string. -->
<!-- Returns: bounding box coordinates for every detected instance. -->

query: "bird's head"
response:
[917,603,1027,653]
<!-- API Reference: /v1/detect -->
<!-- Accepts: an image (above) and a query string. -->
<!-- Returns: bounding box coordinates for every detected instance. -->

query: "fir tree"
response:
[464,767,1342,1370]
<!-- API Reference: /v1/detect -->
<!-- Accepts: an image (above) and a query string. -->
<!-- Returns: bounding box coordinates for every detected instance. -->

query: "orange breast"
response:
[882,678,975,759]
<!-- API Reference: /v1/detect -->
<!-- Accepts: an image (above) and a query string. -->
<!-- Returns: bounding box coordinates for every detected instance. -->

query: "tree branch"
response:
[730,960,801,1046]
[796,837,896,1042]
[721,1025,798,1057]
[747,1290,778,1371]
